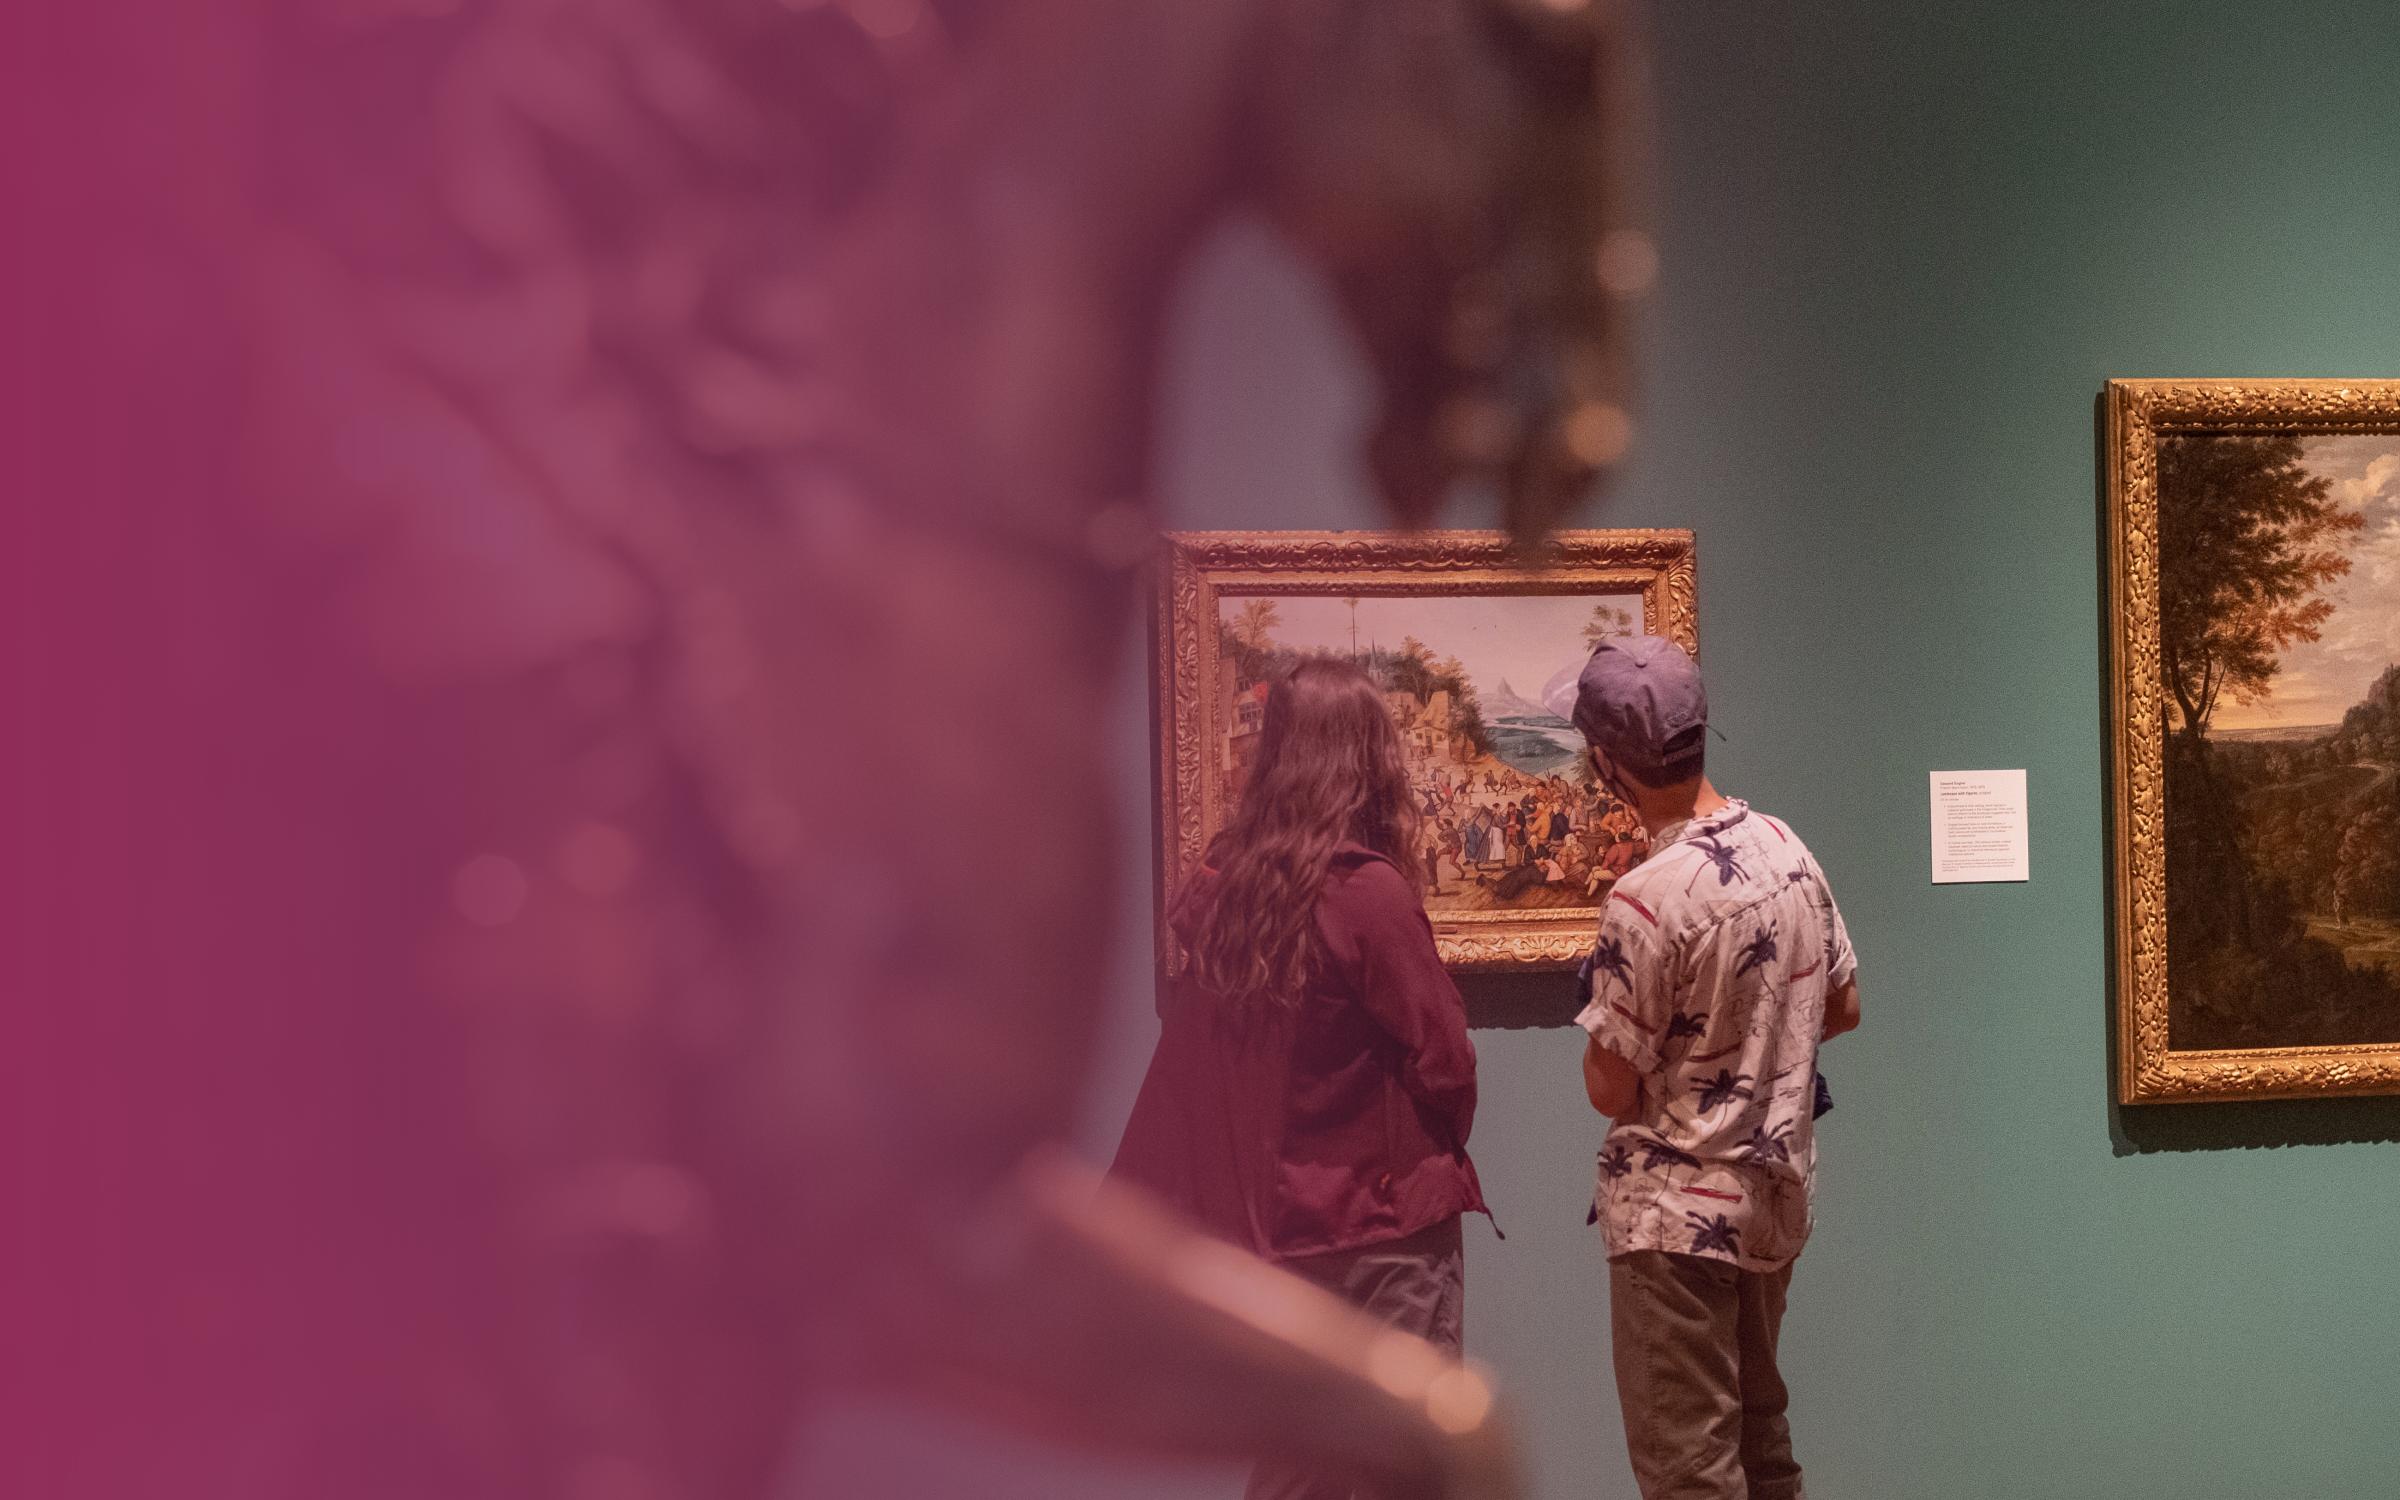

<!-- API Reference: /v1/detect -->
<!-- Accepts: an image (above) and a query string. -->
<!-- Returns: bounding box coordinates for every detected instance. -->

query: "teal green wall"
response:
[794,3,2400,1496]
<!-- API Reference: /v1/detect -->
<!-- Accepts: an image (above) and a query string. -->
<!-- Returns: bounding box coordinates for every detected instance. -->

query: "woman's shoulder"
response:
[1320,844,1423,920]
[1325,841,1400,877]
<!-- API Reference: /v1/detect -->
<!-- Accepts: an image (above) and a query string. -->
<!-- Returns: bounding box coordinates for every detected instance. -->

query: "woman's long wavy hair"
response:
[1179,656,1423,1003]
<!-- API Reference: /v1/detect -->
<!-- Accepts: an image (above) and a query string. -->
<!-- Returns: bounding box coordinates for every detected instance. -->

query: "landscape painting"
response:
[1156,529,1698,972]
[1216,592,1651,914]
[2108,380,2400,1101]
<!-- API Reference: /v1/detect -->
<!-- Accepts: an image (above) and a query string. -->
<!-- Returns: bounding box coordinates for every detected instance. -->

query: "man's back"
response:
[1578,800,1855,1272]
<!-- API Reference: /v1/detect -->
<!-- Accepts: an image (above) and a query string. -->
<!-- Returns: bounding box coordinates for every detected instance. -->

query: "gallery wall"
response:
[789,3,2400,1496]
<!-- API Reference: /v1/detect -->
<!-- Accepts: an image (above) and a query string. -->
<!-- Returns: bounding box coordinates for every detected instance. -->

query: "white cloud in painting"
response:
[2319,514,2400,666]
[2333,451,2400,513]
[2305,435,2400,524]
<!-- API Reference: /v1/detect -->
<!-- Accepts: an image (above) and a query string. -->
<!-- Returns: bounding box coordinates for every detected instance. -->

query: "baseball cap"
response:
[1567,635,1707,784]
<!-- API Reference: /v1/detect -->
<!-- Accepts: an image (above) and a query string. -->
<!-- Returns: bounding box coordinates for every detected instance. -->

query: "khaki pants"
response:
[1609,1251,1803,1500]
[1245,1216,1466,1500]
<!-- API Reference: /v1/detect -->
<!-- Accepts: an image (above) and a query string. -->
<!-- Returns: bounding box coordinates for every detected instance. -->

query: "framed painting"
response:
[2107,379,2400,1102]
[1153,529,1698,974]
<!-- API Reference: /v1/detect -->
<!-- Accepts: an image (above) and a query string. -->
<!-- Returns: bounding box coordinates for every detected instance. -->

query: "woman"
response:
[1112,658,1489,1500]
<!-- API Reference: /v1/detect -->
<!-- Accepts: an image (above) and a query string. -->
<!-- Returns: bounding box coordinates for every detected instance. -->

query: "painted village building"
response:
[1383,689,1474,772]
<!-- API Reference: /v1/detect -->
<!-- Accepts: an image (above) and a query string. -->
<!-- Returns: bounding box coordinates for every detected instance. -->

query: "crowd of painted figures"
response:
[1415,763,1648,900]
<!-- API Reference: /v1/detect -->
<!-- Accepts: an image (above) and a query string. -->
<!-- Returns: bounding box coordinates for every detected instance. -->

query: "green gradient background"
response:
[792,3,2400,1496]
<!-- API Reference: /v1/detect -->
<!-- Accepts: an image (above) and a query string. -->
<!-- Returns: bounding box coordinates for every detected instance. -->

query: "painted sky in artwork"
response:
[2213,434,2400,731]
[1223,593,1644,713]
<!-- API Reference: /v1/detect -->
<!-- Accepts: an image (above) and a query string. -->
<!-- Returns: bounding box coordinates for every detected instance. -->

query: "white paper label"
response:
[1929,769,2029,884]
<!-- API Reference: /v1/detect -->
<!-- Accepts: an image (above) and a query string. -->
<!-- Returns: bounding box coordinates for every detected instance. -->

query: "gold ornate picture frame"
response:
[1154,529,1698,974]
[2107,379,2400,1102]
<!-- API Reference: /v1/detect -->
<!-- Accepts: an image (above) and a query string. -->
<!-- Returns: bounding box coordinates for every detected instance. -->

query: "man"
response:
[1560,637,1861,1500]
[1557,834,1591,886]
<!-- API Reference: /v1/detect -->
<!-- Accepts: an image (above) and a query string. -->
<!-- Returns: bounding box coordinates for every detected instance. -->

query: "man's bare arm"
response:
[1582,1036,1640,1117]
[1822,979,1861,1041]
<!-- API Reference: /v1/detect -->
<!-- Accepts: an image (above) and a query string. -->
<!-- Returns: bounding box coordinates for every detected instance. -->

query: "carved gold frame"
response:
[2107,379,2400,1103]
[1154,529,1699,974]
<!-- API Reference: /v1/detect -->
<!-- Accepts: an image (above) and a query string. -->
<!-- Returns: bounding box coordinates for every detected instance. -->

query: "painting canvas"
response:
[1156,530,1698,972]
[1217,592,1651,913]
[2107,380,2400,1101]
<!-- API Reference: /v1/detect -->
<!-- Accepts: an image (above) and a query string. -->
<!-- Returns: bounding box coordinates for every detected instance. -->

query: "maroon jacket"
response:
[1112,845,1489,1261]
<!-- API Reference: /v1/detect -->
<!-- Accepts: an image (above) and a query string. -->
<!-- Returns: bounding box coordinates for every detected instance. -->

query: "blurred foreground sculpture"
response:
[203,0,1656,1495]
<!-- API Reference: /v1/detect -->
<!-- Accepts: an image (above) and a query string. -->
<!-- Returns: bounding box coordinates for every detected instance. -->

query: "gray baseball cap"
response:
[1570,635,1707,783]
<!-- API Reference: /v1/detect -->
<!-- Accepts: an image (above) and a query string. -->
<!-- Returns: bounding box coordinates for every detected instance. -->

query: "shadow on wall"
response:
[1462,971,1585,1031]
[2109,1090,2400,1155]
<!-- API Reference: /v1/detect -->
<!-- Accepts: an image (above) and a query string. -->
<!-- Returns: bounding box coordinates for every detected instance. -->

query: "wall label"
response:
[1930,769,2029,884]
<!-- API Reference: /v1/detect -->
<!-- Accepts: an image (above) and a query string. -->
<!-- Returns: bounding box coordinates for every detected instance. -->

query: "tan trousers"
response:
[1609,1250,1803,1500]
[1245,1216,1466,1500]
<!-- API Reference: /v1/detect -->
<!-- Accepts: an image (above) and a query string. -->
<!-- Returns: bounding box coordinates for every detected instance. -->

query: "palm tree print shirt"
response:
[1576,800,1856,1271]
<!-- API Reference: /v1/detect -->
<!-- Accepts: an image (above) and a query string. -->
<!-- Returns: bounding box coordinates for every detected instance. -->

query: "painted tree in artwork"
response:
[2156,434,2361,739]
[1229,597,1283,652]
[1386,635,1437,700]
[2334,663,2400,764]
[1432,650,1495,755]
[2333,803,2400,923]
[1583,602,1639,646]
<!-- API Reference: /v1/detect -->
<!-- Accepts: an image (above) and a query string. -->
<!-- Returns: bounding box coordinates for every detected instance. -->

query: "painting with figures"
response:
[2107,380,2400,1101]
[1215,592,1650,913]
[1155,530,1698,972]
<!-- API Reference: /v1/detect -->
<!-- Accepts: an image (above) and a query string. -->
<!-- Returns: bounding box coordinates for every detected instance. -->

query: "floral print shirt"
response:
[1575,800,1856,1271]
